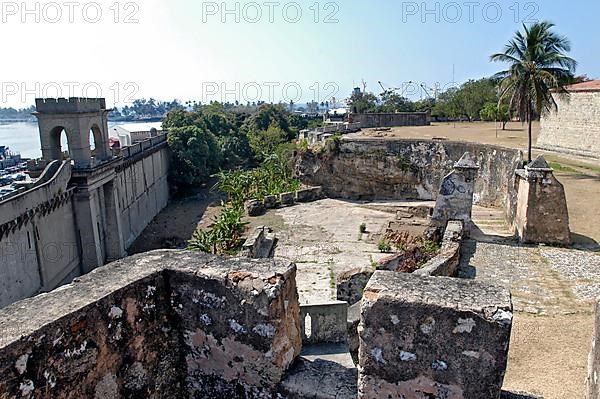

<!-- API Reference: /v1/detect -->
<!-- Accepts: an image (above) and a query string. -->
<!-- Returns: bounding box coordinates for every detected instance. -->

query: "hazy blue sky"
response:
[1,0,598,107]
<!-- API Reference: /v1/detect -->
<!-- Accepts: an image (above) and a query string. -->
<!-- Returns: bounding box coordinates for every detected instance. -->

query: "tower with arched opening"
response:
[34,98,126,271]
[34,98,112,169]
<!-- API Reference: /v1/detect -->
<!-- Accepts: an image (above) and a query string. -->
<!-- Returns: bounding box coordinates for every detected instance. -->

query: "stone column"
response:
[73,189,104,272]
[103,181,126,261]
[513,155,571,246]
[431,152,479,237]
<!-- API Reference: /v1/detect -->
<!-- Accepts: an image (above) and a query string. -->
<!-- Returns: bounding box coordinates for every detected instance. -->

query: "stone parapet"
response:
[0,250,301,398]
[358,271,513,399]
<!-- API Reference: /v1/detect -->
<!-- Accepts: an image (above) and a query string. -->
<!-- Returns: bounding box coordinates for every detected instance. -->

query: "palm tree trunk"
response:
[528,104,533,163]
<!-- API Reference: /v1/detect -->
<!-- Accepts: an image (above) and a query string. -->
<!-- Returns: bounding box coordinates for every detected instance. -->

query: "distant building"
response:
[112,122,165,146]
[538,80,600,158]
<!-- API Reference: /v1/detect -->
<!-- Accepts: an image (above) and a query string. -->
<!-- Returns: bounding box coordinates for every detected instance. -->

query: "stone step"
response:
[279,344,357,399]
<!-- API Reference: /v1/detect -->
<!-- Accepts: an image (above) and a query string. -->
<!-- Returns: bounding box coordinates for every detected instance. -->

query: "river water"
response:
[0,121,155,159]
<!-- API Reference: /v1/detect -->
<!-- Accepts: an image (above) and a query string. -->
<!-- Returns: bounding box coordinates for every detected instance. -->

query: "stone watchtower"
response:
[34,98,126,272]
[34,98,112,169]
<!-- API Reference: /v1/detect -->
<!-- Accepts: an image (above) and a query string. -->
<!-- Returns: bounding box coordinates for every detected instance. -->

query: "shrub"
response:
[378,239,392,253]
[359,223,367,234]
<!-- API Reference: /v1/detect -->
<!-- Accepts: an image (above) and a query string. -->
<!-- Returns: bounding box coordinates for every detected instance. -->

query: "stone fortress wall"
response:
[0,98,170,309]
[0,250,513,399]
[296,138,523,224]
[349,112,431,128]
[538,83,600,158]
[115,137,170,249]
[0,160,79,308]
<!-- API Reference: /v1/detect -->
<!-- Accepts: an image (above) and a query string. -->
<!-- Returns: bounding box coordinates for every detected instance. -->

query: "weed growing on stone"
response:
[359,223,367,234]
[378,239,392,253]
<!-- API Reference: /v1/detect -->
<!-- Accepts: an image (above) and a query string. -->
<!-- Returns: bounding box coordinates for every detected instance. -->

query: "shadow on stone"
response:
[279,357,357,399]
[501,390,544,399]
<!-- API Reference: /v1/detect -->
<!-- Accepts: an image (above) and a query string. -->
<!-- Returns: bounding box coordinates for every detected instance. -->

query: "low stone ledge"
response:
[0,250,301,399]
[296,186,324,203]
[245,199,266,217]
[245,187,325,217]
[300,301,348,344]
[414,220,463,277]
[358,271,513,399]
[280,192,295,206]
[588,298,600,399]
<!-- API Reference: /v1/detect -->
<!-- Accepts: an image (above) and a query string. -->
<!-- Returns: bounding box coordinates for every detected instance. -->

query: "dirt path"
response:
[464,211,599,398]
[128,183,224,255]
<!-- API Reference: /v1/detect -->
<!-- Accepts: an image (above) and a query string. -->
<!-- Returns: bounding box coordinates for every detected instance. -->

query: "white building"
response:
[112,122,165,146]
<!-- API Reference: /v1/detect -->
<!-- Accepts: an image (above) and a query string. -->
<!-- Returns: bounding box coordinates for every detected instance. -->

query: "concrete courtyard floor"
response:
[246,199,599,399]
[245,198,432,304]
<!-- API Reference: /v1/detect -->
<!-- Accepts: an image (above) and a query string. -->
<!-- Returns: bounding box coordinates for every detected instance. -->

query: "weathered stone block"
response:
[295,187,323,203]
[241,226,266,257]
[300,301,348,344]
[0,253,182,399]
[264,195,279,209]
[245,199,266,217]
[337,267,374,306]
[513,156,571,246]
[588,298,600,399]
[280,192,296,206]
[0,250,302,399]
[358,271,513,399]
[171,257,301,397]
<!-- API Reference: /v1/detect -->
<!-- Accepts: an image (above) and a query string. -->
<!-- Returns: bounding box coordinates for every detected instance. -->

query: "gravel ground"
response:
[541,247,600,301]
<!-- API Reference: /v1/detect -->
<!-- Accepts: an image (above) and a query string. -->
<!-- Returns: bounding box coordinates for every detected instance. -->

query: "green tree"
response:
[243,104,292,138]
[247,123,289,161]
[348,91,378,113]
[167,126,222,190]
[491,21,577,162]
[414,98,436,113]
[378,91,415,113]
[480,102,511,130]
[459,79,498,121]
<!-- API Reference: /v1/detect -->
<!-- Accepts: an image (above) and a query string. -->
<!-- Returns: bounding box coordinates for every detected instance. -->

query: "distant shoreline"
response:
[0,117,164,124]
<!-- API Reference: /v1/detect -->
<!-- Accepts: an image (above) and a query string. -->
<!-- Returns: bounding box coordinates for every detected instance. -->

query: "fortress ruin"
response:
[0,98,597,398]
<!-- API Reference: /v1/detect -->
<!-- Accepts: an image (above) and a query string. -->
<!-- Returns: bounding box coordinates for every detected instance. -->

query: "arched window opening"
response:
[50,126,70,161]
[90,125,102,162]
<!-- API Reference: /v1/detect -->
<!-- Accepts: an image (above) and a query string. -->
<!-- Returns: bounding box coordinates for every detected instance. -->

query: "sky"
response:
[0,0,598,108]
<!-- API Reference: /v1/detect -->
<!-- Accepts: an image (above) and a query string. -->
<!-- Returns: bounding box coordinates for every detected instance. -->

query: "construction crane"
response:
[419,83,441,100]
[378,81,414,97]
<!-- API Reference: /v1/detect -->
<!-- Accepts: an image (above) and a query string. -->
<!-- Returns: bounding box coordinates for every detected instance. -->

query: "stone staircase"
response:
[471,205,514,243]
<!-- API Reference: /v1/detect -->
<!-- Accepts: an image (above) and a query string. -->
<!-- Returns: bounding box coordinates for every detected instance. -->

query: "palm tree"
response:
[491,21,577,162]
